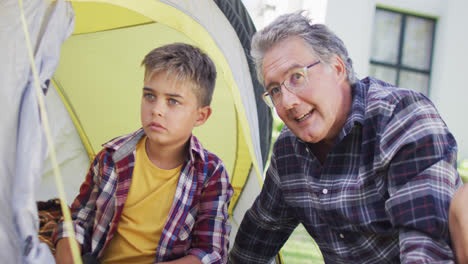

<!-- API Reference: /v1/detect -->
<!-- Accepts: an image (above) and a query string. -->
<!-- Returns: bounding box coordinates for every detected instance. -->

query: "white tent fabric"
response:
[39,0,265,204]
[39,86,89,203]
[0,1,25,261]
[1,0,272,262]
[38,0,266,245]
[0,0,73,262]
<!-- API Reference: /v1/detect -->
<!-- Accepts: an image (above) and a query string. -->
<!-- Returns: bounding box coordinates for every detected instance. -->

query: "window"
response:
[370,7,436,95]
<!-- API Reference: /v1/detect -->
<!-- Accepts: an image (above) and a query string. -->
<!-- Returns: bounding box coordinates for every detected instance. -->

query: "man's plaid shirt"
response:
[55,129,233,263]
[230,77,462,264]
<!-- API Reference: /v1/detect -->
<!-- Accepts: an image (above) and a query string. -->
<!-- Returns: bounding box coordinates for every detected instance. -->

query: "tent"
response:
[1,0,275,262]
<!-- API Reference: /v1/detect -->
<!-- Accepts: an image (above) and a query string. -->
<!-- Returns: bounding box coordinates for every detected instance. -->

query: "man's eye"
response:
[143,93,155,100]
[269,86,281,96]
[289,72,304,85]
[168,98,179,105]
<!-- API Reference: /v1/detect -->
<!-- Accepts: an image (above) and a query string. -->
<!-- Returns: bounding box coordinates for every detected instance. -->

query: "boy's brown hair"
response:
[141,43,217,106]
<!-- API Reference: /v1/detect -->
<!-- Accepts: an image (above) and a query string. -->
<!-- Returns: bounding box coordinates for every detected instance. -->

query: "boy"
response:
[54,43,233,264]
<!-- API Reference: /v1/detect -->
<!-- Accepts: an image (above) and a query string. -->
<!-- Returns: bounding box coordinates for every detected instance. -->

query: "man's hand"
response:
[449,184,468,264]
[55,238,81,264]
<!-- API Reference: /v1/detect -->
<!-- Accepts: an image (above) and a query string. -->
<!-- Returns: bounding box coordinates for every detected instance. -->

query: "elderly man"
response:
[449,184,468,263]
[229,11,462,263]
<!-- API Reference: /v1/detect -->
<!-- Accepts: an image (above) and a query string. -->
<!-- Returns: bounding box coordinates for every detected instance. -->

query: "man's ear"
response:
[194,105,212,127]
[331,55,347,83]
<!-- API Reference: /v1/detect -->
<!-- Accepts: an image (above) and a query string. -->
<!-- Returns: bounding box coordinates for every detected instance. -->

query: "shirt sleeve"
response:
[380,93,462,262]
[53,150,107,252]
[187,158,233,264]
[229,153,299,264]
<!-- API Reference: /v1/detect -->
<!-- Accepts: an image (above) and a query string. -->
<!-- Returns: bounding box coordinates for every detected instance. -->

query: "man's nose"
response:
[279,86,299,109]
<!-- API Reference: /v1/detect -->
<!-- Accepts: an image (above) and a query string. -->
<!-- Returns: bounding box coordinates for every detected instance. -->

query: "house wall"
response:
[325,0,468,161]
[324,0,375,81]
[430,0,468,161]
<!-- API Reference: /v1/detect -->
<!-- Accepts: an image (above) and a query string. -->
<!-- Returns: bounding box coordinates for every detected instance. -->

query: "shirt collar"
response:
[336,79,366,142]
[104,128,205,164]
[187,134,206,163]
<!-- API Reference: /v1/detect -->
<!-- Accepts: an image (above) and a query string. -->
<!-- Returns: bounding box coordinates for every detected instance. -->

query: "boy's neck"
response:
[145,138,188,170]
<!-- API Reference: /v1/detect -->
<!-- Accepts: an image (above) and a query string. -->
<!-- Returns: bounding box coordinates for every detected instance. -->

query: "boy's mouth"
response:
[149,121,166,131]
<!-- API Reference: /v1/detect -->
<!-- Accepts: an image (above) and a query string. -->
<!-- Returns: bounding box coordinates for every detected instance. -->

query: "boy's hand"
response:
[55,238,81,264]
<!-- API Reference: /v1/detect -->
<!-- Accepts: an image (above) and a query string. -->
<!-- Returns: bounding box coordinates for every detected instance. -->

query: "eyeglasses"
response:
[262,60,321,108]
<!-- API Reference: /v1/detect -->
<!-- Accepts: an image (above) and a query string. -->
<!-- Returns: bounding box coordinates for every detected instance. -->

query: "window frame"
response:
[370,6,437,96]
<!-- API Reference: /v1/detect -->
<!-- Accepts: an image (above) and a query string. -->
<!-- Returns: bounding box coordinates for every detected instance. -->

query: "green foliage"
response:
[272,112,284,141]
[458,159,468,183]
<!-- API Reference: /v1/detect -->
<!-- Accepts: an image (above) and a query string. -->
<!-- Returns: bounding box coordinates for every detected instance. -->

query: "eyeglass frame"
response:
[261,60,321,108]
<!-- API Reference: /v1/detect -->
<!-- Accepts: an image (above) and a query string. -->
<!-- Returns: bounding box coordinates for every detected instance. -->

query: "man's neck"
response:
[311,82,353,165]
[310,140,333,165]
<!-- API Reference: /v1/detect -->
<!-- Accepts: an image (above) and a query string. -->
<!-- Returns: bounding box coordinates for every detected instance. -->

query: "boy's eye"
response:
[143,93,155,100]
[168,98,179,105]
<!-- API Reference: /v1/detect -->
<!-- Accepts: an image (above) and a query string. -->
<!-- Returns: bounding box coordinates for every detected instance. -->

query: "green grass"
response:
[280,224,324,264]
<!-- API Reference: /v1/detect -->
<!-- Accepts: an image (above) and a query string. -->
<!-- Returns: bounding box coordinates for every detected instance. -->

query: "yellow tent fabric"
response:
[52,0,263,215]
[7,0,274,262]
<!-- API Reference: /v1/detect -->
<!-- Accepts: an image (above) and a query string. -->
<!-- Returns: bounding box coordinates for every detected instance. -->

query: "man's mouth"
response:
[296,110,314,122]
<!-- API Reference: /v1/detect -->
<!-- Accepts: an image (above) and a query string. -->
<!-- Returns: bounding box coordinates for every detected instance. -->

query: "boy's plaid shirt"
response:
[55,129,233,264]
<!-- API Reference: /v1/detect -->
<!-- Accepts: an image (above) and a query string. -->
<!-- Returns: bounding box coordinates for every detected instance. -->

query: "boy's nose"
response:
[151,101,165,117]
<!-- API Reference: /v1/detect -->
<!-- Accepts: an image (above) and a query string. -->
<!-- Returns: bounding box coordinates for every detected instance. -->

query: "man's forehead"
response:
[262,37,316,82]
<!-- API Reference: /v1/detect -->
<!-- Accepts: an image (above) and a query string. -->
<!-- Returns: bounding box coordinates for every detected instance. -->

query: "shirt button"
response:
[322,189,328,194]
[339,233,345,239]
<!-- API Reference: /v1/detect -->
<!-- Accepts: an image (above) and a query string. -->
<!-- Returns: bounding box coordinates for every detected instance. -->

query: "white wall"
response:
[242,0,328,30]
[325,0,468,160]
[324,0,375,80]
[430,0,468,161]
[376,0,444,16]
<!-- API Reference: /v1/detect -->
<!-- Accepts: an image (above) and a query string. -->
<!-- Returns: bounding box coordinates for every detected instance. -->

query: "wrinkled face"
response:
[262,36,350,144]
[141,72,211,149]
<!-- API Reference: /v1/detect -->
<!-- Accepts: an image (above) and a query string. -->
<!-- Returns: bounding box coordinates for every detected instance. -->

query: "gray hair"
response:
[251,11,358,85]
[141,43,217,106]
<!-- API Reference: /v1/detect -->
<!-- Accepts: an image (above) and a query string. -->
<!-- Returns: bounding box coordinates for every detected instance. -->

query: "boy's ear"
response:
[194,105,212,127]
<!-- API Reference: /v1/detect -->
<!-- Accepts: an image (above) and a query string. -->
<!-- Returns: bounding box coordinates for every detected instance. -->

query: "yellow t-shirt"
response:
[101,136,181,264]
